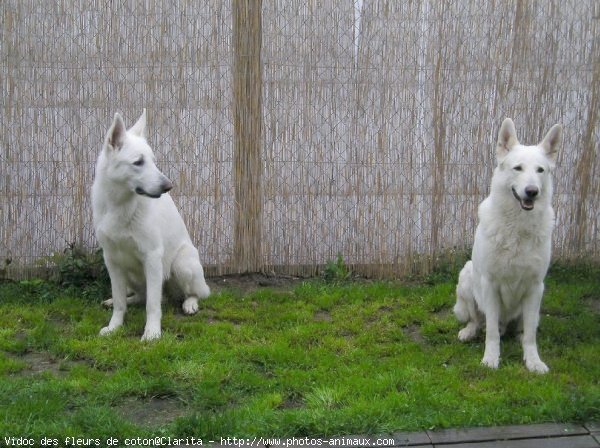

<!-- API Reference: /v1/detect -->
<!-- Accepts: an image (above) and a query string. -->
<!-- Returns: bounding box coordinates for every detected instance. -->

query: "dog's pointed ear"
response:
[540,123,562,163]
[106,113,126,151]
[129,109,147,138]
[496,118,519,161]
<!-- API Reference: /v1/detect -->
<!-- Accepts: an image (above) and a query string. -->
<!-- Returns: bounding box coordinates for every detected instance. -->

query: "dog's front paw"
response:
[182,298,199,315]
[525,358,549,374]
[481,354,500,369]
[100,325,118,336]
[141,326,161,341]
[102,298,114,308]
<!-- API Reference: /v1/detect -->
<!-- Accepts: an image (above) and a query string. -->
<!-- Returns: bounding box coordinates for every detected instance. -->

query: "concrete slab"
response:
[389,431,431,446]
[427,422,588,445]
[444,435,599,448]
[586,422,600,434]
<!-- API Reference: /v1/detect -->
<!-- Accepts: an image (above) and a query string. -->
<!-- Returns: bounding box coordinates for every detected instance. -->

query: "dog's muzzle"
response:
[135,178,173,198]
[512,186,538,211]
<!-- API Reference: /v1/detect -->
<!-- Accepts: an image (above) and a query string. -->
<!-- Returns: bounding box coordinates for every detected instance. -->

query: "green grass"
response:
[0,264,599,439]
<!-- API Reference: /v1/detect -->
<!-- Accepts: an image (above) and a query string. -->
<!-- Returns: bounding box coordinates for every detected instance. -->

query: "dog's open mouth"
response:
[512,188,534,211]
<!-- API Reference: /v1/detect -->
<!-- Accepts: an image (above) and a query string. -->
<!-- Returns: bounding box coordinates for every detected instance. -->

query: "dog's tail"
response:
[454,261,473,323]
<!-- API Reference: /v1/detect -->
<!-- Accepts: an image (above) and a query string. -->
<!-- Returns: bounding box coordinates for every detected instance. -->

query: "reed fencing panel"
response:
[1,0,598,279]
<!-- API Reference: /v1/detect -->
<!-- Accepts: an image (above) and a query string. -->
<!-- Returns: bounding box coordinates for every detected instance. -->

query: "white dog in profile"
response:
[454,118,562,373]
[92,110,210,341]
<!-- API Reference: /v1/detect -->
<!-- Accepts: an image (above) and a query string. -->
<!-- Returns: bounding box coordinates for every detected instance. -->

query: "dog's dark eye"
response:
[513,165,523,171]
[537,167,545,173]
[133,158,144,167]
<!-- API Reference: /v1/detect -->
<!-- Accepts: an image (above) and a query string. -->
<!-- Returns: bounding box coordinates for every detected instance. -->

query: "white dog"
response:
[454,118,562,373]
[92,110,210,341]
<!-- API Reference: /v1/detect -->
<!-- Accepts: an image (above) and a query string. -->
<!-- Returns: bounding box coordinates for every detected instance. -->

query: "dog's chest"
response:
[95,213,145,267]
[486,222,549,281]
[103,235,144,270]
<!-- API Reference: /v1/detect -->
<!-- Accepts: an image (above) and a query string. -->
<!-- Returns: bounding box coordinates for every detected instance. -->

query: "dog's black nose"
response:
[162,178,173,193]
[525,186,539,198]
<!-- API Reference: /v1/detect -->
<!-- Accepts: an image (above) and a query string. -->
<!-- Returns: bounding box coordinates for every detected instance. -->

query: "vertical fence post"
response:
[232,0,263,273]
[572,63,598,255]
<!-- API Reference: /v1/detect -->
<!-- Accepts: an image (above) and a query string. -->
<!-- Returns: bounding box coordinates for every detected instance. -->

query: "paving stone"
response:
[389,431,431,446]
[443,435,599,448]
[204,423,600,448]
[427,423,588,444]
[323,434,430,448]
[586,422,600,434]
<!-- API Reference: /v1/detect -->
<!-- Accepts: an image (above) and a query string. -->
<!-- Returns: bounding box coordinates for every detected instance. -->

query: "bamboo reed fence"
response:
[1,0,598,279]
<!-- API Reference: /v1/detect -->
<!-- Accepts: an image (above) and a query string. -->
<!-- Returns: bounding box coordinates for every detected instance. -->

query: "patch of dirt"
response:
[378,305,394,313]
[403,324,425,344]
[314,310,332,322]
[6,349,91,377]
[206,273,303,293]
[197,308,242,328]
[13,351,67,376]
[433,307,453,320]
[115,396,187,427]
[279,397,304,409]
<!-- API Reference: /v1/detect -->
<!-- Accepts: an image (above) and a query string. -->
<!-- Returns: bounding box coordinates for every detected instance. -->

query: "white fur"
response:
[454,118,562,373]
[92,110,210,341]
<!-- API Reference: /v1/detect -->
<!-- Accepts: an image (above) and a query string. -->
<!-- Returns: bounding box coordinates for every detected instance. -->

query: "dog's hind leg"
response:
[172,245,211,315]
[455,262,481,341]
[102,289,145,308]
[456,298,481,341]
[457,316,480,342]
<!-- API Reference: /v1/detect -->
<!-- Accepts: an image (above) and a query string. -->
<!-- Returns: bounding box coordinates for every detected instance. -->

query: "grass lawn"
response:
[0,264,599,439]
